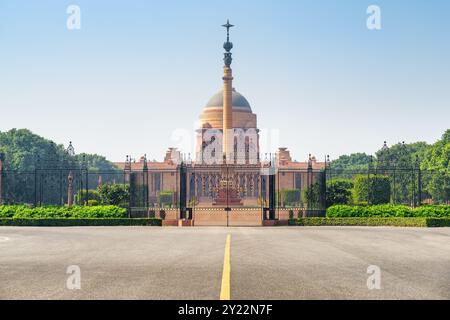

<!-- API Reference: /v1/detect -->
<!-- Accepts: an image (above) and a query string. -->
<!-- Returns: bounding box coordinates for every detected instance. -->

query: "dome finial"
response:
[222,19,234,66]
[222,19,234,43]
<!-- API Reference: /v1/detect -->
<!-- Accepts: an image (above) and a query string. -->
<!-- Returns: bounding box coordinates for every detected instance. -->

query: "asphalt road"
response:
[0,226,449,299]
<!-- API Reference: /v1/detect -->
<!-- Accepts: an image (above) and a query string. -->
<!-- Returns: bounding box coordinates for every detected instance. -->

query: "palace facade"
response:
[115,21,325,209]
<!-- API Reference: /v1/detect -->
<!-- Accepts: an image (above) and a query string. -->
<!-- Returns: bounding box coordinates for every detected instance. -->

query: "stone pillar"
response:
[243,174,248,197]
[67,171,73,207]
[222,66,233,161]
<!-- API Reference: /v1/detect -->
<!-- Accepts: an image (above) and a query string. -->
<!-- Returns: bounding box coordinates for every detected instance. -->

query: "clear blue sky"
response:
[1,0,449,162]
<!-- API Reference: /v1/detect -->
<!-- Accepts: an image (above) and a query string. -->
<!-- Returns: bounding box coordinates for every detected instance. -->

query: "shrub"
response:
[302,182,323,208]
[98,184,129,206]
[76,189,101,205]
[413,205,450,217]
[87,200,99,206]
[326,204,450,218]
[353,175,391,204]
[289,217,450,227]
[326,179,353,206]
[0,218,162,227]
[158,191,175,207]
[0,205,127,219]
[281,189,301,207]
[0,205,30,218]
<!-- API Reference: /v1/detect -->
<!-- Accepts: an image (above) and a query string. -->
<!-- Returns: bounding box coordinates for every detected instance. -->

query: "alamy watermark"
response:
[66,5,81,30]
[366,265,381,290]
[66,265,81,290]
[367,5,381,30]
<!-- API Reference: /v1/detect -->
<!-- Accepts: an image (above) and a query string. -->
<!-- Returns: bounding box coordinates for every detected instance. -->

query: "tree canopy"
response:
[330,129,449,204]
[0,129,118,172]
[0,129,120,205]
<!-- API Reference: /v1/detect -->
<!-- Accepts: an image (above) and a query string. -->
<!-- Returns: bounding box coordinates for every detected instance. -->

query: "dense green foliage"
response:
[0,218,161,226]
[330,153,372,175]
[98,184,130,206]
[301,179,325,208]
[281,189,300,206]
[288,217,450,227]
[353,175,391,204]
[330,129,449,204]
[326,204,450,218]
[0,129,121,205]
[0,205,127,218]
[158,191,176,207]
[283,189,300,205]
[420,130,450,203]
[0,129,118,172]
[326,179,353,206]
[76,189,101,204]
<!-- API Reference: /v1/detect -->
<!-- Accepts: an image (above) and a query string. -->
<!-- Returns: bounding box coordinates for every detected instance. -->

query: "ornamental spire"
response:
[222,19,234,66]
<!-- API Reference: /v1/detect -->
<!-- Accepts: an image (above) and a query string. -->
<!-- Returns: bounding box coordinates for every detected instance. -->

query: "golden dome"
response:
[199,89,257,129]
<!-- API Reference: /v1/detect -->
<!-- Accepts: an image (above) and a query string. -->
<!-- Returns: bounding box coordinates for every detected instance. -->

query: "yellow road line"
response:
[220,234,231,300]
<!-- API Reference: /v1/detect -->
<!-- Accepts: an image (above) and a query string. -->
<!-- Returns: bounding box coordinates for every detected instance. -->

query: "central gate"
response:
[182,163,267,226]
[127,160,327,226]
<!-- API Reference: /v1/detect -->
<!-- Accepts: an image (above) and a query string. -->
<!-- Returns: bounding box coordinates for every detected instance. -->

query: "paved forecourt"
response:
[0,226,449,299]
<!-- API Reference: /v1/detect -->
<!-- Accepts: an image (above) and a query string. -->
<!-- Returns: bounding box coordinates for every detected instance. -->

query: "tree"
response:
[330,153,372,177]
[375,141,429,204]
[420,130,450,203]
[353,175,391,204]
[326,179,353,206]
[98,184,130,207]
[0,128,119,205]
[280,189,301,207]
[302,180,325,209]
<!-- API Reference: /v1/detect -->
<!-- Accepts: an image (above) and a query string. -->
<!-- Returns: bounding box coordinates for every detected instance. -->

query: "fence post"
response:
[143,154,148,209]
[0,153,3,205]
[411,166,416,208]
[179,162,187,220]
[34,167,37,206]
[393,163,396,204]
[367,156,373,205]
[59,168,63,206]
[416,155,421,206]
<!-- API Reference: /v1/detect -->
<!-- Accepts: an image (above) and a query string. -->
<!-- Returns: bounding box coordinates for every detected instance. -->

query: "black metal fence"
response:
[0,169,126,206]
[0,165,447,210]
[327,167,449,206]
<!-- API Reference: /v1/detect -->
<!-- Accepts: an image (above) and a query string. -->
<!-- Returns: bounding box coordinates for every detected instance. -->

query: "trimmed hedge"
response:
[353,175,391,204]
[326,204,450,218]
[288,217,450,227]
[0,205,127,219]
[0,218,162,227]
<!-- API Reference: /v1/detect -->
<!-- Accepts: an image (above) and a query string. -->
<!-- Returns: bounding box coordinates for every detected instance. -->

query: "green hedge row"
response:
[0,218,161,226]
[326,204,450,218]
[288,217,450,227]
[0,205,127,219]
